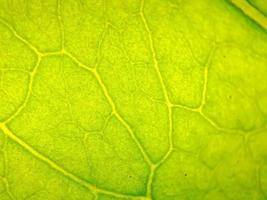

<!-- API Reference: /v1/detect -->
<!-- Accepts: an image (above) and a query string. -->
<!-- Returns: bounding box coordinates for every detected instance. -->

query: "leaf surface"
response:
[0,0,267,199]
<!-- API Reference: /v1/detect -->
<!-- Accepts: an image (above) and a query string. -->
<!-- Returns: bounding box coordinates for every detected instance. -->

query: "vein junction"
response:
[0,2,262,199]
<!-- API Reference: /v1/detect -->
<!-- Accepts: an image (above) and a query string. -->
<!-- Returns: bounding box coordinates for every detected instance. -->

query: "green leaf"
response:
[0,0,267,199]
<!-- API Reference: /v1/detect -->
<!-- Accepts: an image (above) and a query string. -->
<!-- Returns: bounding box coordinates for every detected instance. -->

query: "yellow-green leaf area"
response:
[0,0,267,200]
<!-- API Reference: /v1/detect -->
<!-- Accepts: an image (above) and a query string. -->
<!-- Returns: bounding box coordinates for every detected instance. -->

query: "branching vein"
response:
[139,0,174,198]
[0,124,146,200]
[64,50,153,166]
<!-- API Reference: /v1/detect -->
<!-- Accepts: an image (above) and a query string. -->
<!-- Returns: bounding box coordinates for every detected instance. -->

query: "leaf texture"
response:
[0,0,267,199]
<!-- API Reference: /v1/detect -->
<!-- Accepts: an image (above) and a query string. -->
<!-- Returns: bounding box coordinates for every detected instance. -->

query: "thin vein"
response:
[139,0,174,197]
[172,102,246,134]
[199,111,241,133]
[0,18,63,57]
[0,18,42,57]
[57,0,65,49]
[0,124,97,193]
[1,56,41,124]
[0,134,15,200]
[2,135,8,177]
[0,177,15,200]
[198,45,216,110]
[145,165,155,198]
[257,165,267,199]
[139,0,171,106]
[0,124,146,200]
[140,0,173,150]
[0,68,30,74]
[172,103,198,112]
[64,51,153,166]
